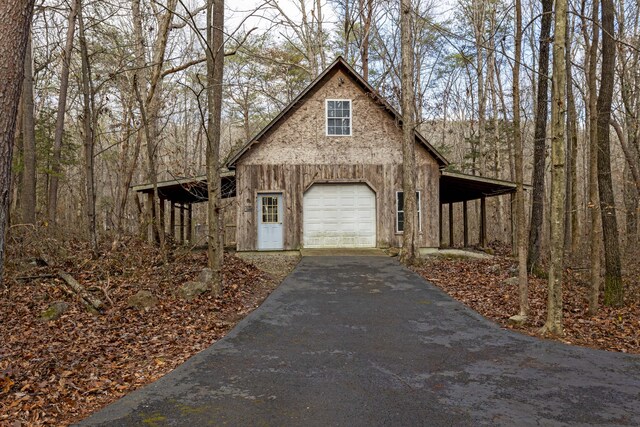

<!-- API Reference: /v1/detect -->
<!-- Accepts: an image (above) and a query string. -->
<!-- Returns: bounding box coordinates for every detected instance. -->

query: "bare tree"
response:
[48,0,79,226]
[596,0,623,306]
[0,0,36,281]
[21,34,36,225]
[78,5,98,254]
[527,0,552,273]
[513,0,528,318]
[206,0,225,292]
[542,0,567,336]
[399,0,418,264]
[586,0,601,314]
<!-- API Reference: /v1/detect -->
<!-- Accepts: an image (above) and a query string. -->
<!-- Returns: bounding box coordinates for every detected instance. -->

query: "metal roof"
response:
[131,169,236,204]
[440,171,530,204]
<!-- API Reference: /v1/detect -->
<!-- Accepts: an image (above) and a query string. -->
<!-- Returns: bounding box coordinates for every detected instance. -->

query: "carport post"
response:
[159,197,166,236]
[448,202,454,247]
[510,193,516,256]
[147,193,158,244]
[439,203,444,247]
[480,196,487,248]
[170,203,176,240]
[187,203,193,243]
[179,204,185,244]
[463,200,468,247]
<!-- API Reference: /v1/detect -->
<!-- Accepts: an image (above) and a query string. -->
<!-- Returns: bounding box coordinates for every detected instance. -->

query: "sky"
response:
[226,0,339,34]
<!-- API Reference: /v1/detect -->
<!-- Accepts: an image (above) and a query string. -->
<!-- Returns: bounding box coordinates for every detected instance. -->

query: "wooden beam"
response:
[463,200,468,247]
[480,196,487,248]
[448,202,454,247]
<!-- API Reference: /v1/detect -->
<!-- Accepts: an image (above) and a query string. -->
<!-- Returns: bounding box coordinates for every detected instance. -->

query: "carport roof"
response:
[131,169,236,204]
[440,171,529,204]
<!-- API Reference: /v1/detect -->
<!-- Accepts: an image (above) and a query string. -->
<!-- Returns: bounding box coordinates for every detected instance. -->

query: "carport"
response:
[439,171,526,248]
[132,170,235,244]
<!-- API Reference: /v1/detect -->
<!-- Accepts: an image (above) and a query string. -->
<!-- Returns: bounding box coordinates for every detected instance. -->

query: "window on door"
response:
[396,191,421,233]
[261,196,280,223]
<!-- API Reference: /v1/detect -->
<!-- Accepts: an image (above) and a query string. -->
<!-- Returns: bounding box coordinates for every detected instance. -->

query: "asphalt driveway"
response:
[80,256,640,426]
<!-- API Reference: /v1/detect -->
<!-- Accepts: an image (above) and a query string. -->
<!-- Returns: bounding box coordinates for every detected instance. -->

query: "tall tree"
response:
[471,0,486,176]
[206,0,225,292]
[513,0,528,318]
[358,0,374,81]
[564,13,578,253]
[596,0,623,306]
[0,0,36,281]
[399,0,418,264]
[527,0,553,272]
[78,6,98,254]
[542,0,567,336]
[131,0,178,248]
[21,34,36,225]
[586,0,601,314]
[48,0,79,226]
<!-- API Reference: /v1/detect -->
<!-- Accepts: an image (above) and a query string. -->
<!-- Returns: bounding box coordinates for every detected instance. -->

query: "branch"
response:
[611,118,640,193]
[160,27,259,78]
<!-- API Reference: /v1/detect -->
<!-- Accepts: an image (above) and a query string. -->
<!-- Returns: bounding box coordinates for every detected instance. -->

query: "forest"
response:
[0,0,639,424]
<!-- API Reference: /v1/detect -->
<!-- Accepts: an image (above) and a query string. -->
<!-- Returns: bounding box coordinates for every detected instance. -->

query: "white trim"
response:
[325,99,352,136]
[396,191,422,234]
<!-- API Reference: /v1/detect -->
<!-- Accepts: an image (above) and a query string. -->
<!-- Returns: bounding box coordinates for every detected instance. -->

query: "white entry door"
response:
[257,193,283,250]
[303,184,376,248]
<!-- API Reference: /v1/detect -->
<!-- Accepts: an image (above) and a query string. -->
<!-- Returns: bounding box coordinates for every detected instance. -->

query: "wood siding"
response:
[235,67,441,250]
[236,163,439,250]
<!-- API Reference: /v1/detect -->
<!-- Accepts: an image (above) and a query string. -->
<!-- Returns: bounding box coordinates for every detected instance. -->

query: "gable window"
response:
[326,100,351,136]
[396,191,421,233]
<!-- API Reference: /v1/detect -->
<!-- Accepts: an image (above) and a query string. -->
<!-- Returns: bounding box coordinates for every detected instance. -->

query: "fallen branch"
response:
[58,272,103,312]
[15,273,57,281]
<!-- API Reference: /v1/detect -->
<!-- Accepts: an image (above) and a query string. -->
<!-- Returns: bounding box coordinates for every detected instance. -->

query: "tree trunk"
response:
[0,0,36,282]
[596,0,623,307]
[21,34,36,225]
[527,0,552,273]
[78,7,98,254]
[399,0,418,264]
[564,15,578,254]
[541,0,567,336]
[48,0,79,226]
[587,0,601,314]
[513,0,528,317]
[206,0,225,292]
[359,0,373,81]
[472,0,486,176]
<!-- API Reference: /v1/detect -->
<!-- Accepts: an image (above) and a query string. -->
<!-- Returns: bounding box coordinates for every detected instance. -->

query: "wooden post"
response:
[159,197,165,237]
[510,193,517,256]
[480,196,487,248]
[463,200,469,247]
[439,203,444,248]
[179,203,185,244]
[187,203,192,243]
[170,202,175,240]
[147,193,155,243]
[448,202,454,247]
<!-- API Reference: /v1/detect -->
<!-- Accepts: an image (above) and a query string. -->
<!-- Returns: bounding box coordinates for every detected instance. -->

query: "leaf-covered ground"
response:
[0,237,296,426]
[413,249,640,354]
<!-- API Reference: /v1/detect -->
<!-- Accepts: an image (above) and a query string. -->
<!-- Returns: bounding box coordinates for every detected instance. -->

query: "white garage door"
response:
[303,184,376,248]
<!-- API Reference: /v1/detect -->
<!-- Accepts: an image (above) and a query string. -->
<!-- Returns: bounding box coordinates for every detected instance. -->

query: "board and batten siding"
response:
[234,67,441,251]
